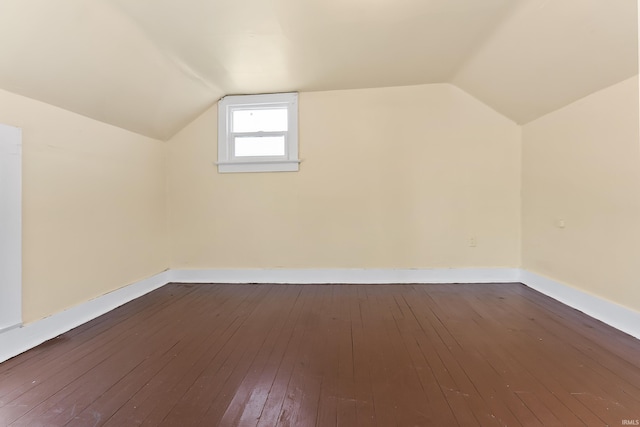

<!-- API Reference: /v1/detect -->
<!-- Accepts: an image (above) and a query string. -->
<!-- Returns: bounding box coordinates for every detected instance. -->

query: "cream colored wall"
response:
[522,76,640,312]
[0,89,169,323]
[4,68,635,325]
[168,84,521,269]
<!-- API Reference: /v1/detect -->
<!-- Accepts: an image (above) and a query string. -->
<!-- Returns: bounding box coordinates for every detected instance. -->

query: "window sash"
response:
[229,105,288,133]
[230,131,288,160]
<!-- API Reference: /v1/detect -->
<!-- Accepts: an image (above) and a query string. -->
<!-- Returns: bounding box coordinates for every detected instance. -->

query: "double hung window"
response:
[217,93,299,173]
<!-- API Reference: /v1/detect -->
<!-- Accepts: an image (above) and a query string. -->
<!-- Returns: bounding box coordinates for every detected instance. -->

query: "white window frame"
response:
[217,92,299,173]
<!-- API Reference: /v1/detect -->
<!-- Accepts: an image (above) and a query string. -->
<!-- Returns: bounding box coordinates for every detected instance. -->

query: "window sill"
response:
[216,159,301,173]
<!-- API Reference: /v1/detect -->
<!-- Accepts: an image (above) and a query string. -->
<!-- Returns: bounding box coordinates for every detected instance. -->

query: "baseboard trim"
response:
[0,323,22,334]
[519,270,640,340]
[2,267,638,364]
[0,270,171,364]
[169,268,521,284]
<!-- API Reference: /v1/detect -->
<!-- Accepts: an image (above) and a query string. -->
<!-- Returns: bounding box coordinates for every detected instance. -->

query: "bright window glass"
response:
[232,108,288,133]
[234,136,286,157]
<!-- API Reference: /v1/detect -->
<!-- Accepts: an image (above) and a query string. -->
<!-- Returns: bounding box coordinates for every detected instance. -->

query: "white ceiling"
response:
[0,0,636,140]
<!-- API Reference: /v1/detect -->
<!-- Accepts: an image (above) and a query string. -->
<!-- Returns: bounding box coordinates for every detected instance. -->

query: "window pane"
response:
[234,136,286,157]
[232,108,288,132]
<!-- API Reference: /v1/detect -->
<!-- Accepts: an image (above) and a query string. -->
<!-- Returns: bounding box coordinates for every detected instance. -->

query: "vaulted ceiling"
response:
[0,0,636,140]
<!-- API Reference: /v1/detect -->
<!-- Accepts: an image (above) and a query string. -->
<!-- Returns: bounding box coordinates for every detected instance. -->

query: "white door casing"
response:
[0,123,22,332]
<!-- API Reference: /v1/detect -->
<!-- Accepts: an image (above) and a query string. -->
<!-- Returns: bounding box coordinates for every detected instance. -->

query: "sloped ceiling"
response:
[453,0,639,124]
[0,0,636,140]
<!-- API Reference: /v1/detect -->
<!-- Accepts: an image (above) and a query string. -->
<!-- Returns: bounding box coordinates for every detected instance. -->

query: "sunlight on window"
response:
[234,136,286,157]
[232,108,288,133]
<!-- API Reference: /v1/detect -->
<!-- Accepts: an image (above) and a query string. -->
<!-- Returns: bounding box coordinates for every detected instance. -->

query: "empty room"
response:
[1,0,639,425]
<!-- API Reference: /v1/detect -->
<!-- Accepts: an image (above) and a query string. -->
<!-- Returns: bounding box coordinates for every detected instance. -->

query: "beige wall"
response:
[2,72,636,324]
[0,89,169,323]
[522,76,640,312]
[168,84,521,269]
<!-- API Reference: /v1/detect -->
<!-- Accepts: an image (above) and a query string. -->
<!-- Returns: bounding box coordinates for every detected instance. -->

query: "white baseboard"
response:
[2,267,638,364]
[0,270,171,364]
[0,323,22,334]
[519,270,640,340]
[169,267,521,284]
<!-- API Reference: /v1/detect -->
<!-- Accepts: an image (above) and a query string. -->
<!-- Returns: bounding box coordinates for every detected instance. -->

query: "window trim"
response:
[217,92,299,173]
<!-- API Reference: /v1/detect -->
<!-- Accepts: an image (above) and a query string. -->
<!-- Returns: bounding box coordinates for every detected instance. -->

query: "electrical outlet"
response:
[469,237,477,247]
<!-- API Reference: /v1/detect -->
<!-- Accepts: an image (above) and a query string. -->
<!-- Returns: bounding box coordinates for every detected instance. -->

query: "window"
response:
[217,93,299,173]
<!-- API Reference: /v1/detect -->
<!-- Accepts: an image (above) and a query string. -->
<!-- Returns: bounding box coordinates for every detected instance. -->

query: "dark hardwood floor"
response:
[1,283,639,426]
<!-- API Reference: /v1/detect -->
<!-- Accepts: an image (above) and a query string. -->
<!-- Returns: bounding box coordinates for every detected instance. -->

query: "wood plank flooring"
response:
[1,283,639,426]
